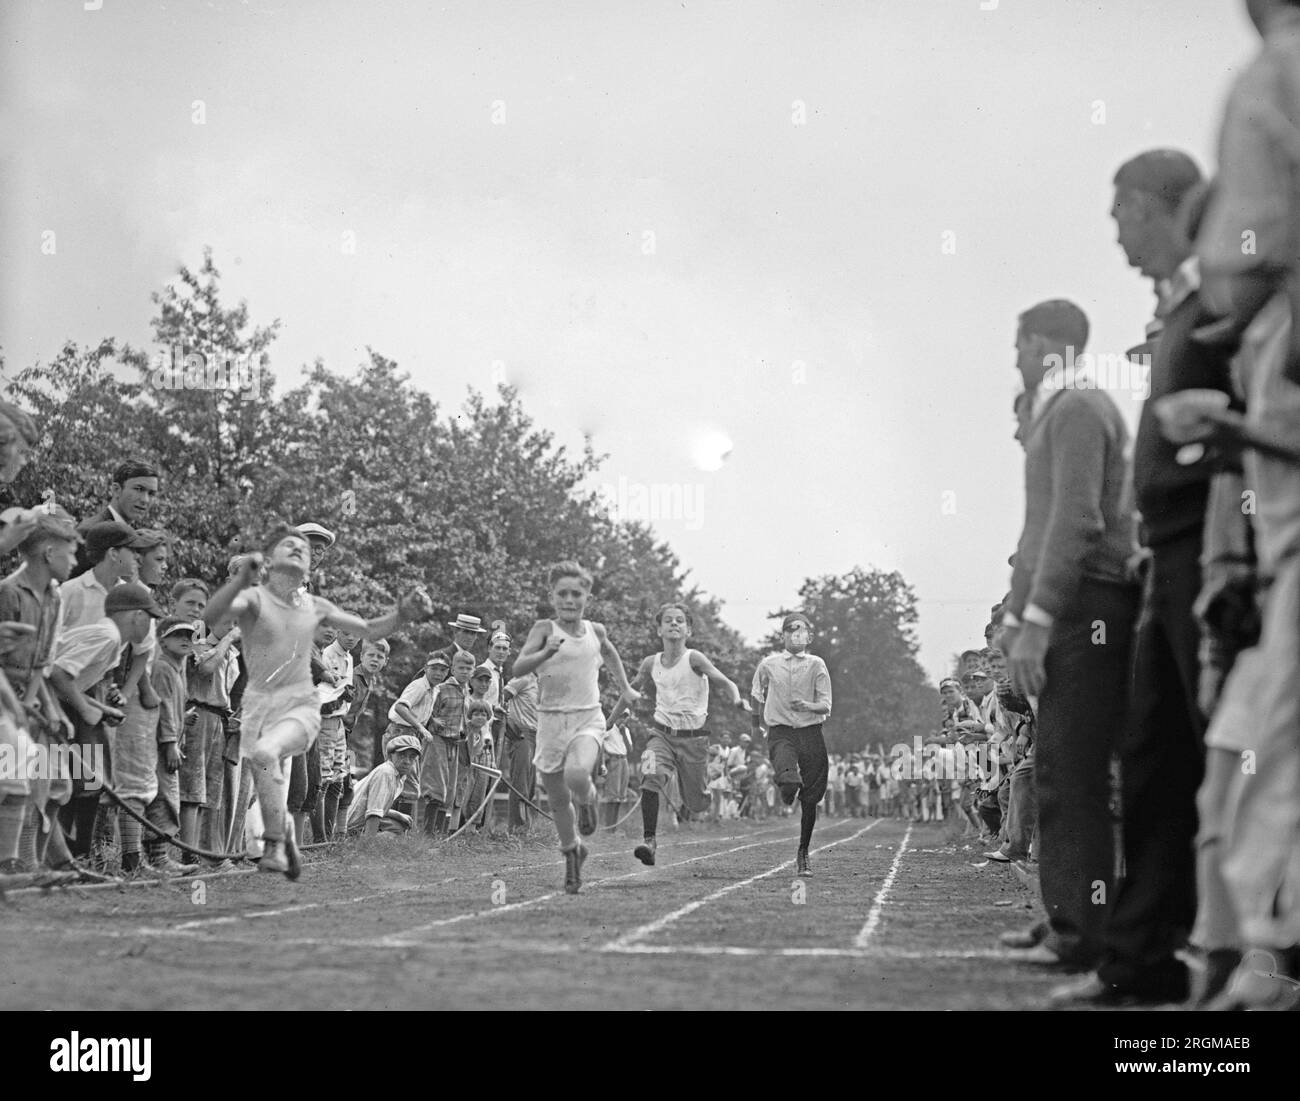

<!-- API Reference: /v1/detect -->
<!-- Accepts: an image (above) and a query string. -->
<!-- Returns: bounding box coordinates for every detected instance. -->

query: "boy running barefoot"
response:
[204,524,432,878]
[513,562,638,894]
[751,614,832,876]
[606,602,749,866]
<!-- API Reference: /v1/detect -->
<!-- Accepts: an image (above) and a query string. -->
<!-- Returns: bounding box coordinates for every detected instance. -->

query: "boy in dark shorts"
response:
[606,602,749,866]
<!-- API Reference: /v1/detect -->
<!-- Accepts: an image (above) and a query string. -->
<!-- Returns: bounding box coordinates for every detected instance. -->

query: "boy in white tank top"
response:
[513,561,638,894]
[606,602,749,867]
[204,524,433,878]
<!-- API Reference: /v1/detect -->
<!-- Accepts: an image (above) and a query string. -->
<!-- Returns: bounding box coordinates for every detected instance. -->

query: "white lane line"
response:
[604,819,881,951]
[852,822,912,949]
[163,823,801,931]
[379,818,861,943]
[602,944,1016,960]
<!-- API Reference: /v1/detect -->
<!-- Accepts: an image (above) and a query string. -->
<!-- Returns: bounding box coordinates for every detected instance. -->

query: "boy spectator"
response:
[344,734,422,838]
[0,507,78,879]
[118,617,197,876]
[501,668,539,833]
[49,582,161,861]
[599,720,633,828]
[60,521,148,630]
[186,608,241,854]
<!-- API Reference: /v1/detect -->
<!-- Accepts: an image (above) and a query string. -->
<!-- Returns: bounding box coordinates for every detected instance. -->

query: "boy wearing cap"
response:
[116,616,198,876]
[345,734,422,838]
[605,602,749,866]
[751,613,832,875]
[394,650,473,837]
[455,666,497,828]
[0,508,78,880]
[514,562,639,894]
[59,521,147,631]
[48,582,161,862]
[203,524,432,877]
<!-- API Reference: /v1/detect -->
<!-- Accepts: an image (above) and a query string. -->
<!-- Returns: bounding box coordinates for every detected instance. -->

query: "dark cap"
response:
[104,582,165,618]
[158,614,199,639]
[471,664,493,680]
[85,521,152,563]
[781,614,812,632]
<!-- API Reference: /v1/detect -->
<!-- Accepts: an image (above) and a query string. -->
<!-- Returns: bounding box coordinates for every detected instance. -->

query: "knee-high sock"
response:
[322,782,342,839]
[119,798,144,864]
[542,770,577,850]
[641,789,660,839]
[0,795,26,863]
[19,803,40,867]
[799,801,817,850]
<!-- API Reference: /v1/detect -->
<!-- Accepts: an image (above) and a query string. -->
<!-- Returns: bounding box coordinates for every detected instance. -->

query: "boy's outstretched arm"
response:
[606,654,653,728]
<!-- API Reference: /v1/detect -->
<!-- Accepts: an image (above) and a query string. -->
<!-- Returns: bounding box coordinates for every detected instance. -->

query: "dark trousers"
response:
[501,730,537,830]
[1035,579,1137,965]
[59,712,111,859]
[286,743,321,838]
[767,724,829,805]
[1099,534,1206,990]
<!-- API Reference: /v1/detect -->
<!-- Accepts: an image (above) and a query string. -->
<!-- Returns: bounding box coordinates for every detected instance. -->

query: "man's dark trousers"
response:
[1035,578,1137,965]
[501,727,537,830]
[767,724,829,806]
[1098,534,1205,993]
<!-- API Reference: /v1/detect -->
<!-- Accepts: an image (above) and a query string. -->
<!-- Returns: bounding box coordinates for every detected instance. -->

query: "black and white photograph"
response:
[1,0,1298,1059]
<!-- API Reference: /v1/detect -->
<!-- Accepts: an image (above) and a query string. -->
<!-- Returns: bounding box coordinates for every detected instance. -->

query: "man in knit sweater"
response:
[1055,153,1235,1007]
[999,298,1138,971]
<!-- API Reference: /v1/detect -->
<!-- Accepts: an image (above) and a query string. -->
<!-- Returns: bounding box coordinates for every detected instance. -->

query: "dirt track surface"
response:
[1,816,1072,1010]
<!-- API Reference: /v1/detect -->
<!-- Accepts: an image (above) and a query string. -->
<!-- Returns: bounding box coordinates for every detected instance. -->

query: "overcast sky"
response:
[0,0,1259,679]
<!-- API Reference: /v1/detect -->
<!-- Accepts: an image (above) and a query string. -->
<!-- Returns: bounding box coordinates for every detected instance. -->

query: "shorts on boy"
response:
[639,723,710,815]
[533,707,604,774]
[180,705,227,807]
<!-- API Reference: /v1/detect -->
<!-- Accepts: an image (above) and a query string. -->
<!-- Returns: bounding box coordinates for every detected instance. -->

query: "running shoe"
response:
[633,837,657,866]
[796,847,812,876]
[577,799,599,837]
[563,841,589,894]
[258,839,289,875]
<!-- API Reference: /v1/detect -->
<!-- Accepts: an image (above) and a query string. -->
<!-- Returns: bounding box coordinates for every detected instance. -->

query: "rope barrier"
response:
[605,793,642,830]
[70,743,253,864]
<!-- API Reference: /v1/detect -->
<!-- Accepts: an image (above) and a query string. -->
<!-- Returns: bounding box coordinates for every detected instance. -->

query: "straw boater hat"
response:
[447,613,487,634]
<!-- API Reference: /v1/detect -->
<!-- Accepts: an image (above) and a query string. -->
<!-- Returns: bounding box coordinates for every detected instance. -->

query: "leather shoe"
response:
[999,922,1047,949]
